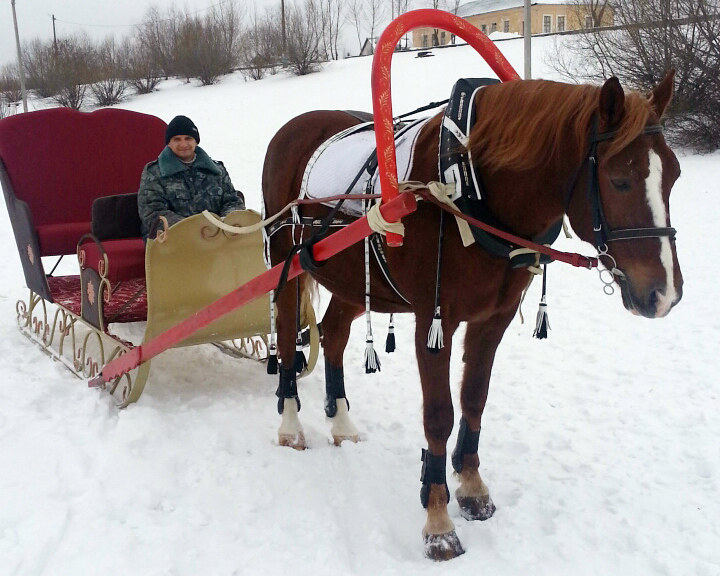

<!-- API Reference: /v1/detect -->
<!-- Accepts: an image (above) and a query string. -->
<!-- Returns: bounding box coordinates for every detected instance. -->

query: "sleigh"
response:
[0,107,318,407]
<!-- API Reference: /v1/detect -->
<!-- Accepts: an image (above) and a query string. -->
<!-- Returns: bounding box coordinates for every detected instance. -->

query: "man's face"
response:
[168,135,197,162]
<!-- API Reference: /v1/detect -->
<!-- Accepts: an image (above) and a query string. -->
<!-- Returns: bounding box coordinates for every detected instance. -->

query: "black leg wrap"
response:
[451,418,480,473]
[420,449,450,508]
[276,366,301,415]
[324,363,349,418]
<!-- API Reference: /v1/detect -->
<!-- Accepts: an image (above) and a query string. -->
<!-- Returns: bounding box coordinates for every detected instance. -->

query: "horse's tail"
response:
[298,272,318,330]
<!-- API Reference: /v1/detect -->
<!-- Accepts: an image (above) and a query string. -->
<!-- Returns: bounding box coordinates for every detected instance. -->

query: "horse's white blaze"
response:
[645,149,677,317]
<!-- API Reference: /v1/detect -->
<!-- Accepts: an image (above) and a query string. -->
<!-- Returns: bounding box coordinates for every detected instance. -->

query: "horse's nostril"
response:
[648,288,662,313]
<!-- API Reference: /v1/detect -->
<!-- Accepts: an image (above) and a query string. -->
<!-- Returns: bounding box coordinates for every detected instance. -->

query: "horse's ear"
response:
[599,77,625,129]
[649,69,675,118]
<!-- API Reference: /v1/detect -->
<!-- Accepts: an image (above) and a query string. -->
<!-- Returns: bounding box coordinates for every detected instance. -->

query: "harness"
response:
[439,78,561,268]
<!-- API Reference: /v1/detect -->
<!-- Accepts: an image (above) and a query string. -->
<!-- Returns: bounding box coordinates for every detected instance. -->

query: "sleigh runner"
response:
[0,107,318,407]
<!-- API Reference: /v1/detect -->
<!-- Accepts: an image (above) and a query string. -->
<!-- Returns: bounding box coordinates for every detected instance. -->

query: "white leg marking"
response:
[278,399,305,447]
[645,150,676,317]
[329,401,359,444]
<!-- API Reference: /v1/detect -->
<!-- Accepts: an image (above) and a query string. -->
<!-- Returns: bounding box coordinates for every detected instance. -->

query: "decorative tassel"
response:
[294,336,307,373]
[533,264,550,340]
[533,299,550,339]
[427,307,444,353]
[364,338,381,373]
[385,314,396,353]
[267,344,278,374]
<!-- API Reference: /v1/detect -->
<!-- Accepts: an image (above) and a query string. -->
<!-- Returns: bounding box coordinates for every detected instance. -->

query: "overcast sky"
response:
[2,0,282,69]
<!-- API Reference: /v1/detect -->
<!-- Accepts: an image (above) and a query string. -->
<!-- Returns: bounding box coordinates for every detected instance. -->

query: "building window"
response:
[585,15,594,28]
[491,22,497,32]
[440,31,446,44]
[481,24,487,34]
[557,15,565,32]
[543,15,551,33]
[503,20,510,33]
[422,34,428,47]
[521,20,525,35]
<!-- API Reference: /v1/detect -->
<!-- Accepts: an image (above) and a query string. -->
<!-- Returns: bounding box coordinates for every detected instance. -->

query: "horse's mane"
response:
[467,79,654,173]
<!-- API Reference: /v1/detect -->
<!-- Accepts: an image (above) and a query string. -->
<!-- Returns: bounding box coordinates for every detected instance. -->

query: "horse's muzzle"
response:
[619,277,683,319]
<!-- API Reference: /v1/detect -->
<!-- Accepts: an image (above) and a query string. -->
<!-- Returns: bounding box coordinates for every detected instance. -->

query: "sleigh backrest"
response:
[0,108,166,298]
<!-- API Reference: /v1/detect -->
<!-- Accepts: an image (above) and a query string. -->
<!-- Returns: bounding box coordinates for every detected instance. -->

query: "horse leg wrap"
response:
[420,449,450,508]
[451,418,480,473]
[324,363,349,418]
[276,366,301,415]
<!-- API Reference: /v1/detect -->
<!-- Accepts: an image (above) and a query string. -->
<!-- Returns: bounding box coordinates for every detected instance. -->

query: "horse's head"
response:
[569,71,683,318]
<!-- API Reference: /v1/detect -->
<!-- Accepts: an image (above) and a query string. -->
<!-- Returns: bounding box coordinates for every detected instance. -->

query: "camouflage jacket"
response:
[137,146,245,239]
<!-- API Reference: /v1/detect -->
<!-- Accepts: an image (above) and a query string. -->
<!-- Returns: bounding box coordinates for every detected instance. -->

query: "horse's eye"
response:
[611,178,631,192]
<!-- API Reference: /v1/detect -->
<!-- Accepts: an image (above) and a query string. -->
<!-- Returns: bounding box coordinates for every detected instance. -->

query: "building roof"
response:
[456,0,571,17]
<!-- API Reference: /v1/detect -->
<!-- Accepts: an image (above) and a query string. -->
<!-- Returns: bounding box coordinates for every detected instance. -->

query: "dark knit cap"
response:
[165,115,200,145]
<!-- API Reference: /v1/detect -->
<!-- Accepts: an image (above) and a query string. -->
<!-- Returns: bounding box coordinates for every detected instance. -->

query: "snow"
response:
[1,36,719,575]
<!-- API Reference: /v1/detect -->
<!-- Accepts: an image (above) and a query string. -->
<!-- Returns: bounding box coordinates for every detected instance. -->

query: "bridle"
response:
[581,116,677,293]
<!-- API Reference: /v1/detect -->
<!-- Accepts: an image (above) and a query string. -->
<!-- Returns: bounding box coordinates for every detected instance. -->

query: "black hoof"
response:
[457,495,496,521]
[423,530,465,561]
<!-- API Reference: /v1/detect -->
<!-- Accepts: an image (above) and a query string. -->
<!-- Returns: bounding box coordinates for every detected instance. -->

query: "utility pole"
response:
[11,0,28,112]
[52,14,58,55]
[523,0,531,79]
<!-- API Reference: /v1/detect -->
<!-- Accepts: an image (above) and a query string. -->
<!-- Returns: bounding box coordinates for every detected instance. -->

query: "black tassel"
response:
[364,339,381,373]
[533,264,550,339]
[385,314,396,353]
[294,337,307,373]
[267,344,278,374]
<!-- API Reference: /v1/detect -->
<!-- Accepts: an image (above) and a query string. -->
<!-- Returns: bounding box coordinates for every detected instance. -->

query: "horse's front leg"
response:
[452,315,513,520]
[321,296,364,445]
[275,275,306,450]
[415,317,464,560]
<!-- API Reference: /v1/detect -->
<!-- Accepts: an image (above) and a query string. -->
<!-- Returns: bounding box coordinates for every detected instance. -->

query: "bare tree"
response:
[318,0,344,60]
[549,0,720,151]
[240,8,283,80]
[135,5,181,77]
[0,63,22,103]
[90,36,128,106]
[347,0,365,50]
[390,0,411,19]
[124,37,162,94]
[22,39,58,98]
[52,34,95,110]
[285,0,323,75]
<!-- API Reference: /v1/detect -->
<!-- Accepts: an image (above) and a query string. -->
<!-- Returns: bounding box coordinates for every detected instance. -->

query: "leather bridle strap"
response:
[586,118,676,248]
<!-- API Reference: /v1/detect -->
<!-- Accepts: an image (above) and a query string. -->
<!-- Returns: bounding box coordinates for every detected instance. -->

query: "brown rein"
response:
[414,189,599,269]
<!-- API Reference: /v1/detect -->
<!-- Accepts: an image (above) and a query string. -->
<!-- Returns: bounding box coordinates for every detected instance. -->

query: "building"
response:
[412,0,614,47]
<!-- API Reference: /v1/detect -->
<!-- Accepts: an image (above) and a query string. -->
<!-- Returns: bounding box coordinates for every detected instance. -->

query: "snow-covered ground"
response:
[1,36,718,575]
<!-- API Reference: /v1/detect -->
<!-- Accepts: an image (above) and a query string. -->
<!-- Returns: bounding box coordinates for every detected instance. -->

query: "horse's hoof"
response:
[278,432,306,450]
[423,530,465,561]
[332,433,360,446]
[457,494,496,521]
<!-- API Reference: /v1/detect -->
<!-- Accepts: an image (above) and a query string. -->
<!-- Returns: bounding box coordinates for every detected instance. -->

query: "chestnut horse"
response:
[261,71,682,559]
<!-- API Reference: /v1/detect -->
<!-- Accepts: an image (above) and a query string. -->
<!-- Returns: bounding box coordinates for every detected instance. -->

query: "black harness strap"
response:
[586,118,676,249]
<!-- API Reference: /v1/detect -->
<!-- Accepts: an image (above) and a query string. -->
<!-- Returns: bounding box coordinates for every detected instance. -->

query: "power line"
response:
[52,0,234,30]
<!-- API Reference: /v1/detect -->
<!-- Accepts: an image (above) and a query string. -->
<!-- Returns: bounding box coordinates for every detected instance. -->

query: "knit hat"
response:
[165,115,200,145]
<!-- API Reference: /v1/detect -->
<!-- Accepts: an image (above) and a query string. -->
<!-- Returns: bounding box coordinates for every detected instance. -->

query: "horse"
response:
[261,71,683,560]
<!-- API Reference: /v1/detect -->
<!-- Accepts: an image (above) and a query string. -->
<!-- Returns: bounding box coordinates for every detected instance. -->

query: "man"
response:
[138,115,245,240]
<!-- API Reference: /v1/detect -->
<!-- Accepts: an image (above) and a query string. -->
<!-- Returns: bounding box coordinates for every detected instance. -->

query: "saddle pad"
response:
[302,118,430,217]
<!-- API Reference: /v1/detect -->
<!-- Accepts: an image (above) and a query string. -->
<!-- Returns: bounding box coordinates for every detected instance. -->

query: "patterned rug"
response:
[48,275,148,324]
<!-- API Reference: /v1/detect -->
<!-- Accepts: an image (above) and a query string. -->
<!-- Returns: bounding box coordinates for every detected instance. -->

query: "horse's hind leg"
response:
[275,275,306,450]
[452,316,512,520]
[321,296,363,445]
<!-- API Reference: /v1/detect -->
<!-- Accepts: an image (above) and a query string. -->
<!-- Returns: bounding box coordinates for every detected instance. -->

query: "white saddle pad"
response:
[301,118,430,217]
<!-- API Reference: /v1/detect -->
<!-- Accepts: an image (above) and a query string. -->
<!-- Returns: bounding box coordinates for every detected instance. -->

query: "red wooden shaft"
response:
[371,9,520,247]
[94,192,417,383]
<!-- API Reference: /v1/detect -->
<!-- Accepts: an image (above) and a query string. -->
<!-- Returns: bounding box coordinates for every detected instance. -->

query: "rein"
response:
[415,188,598,269]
